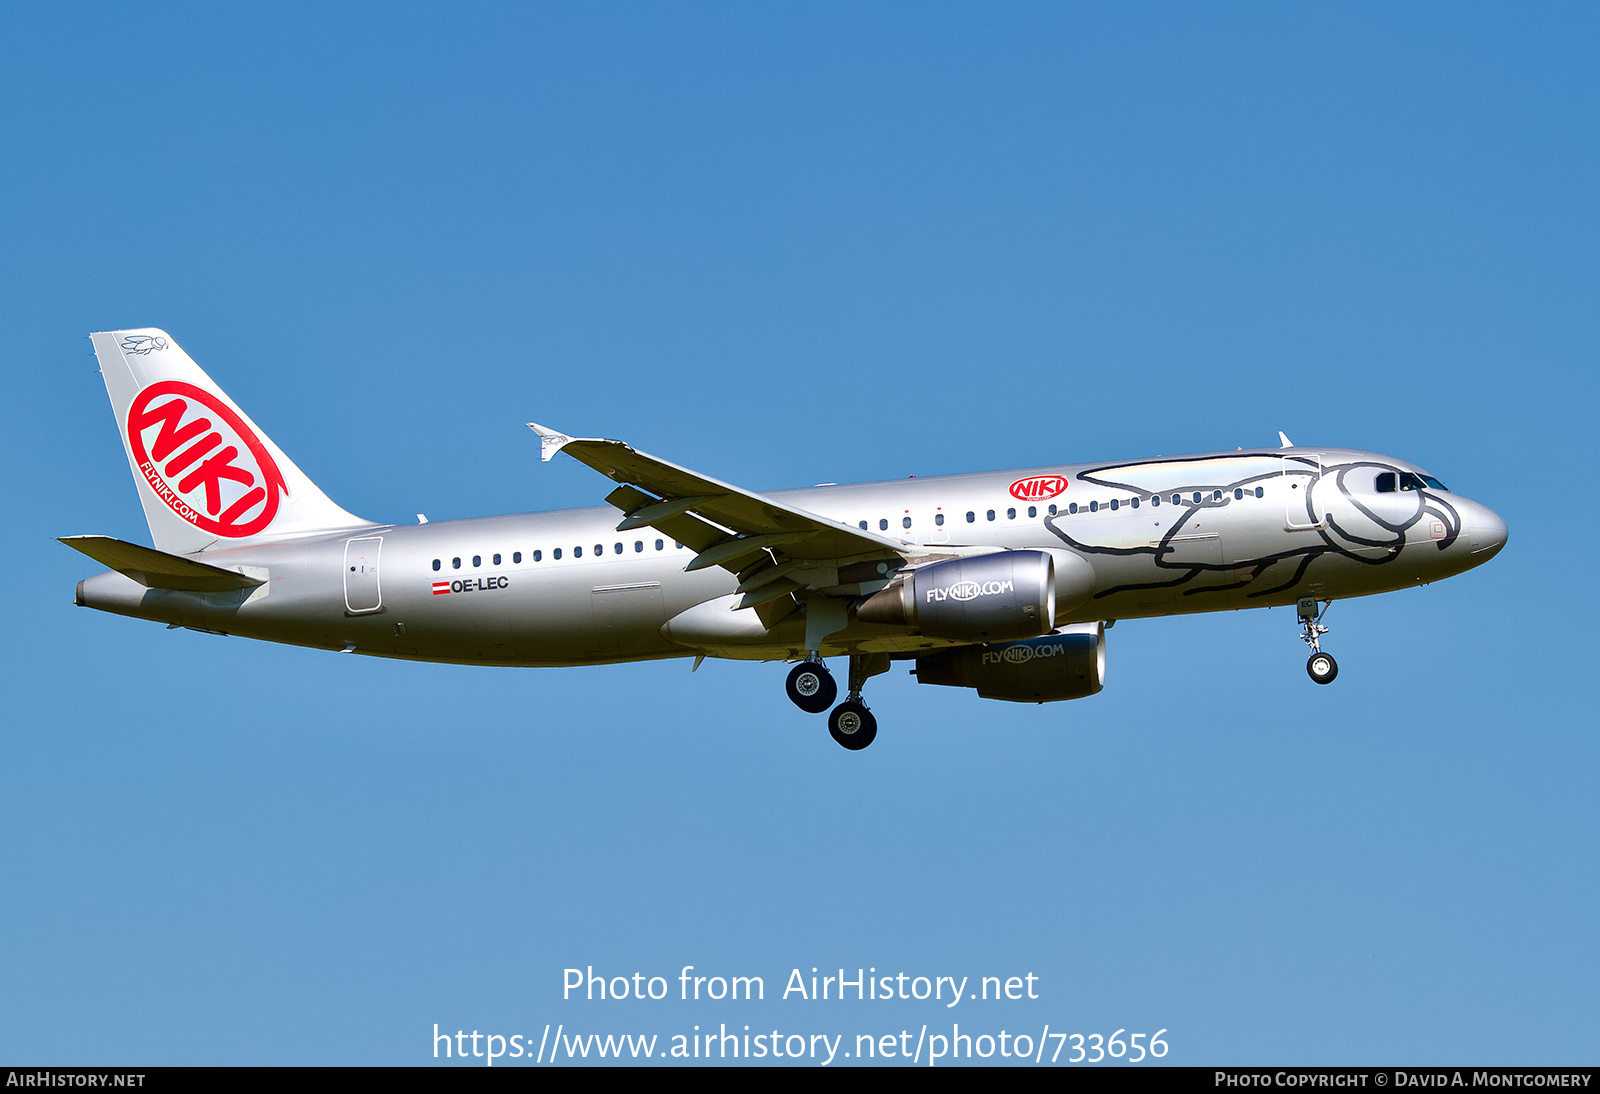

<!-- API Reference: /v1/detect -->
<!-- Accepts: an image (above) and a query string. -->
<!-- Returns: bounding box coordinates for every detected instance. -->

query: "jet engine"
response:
[912,622,1106,703]
[856,551,1056,642]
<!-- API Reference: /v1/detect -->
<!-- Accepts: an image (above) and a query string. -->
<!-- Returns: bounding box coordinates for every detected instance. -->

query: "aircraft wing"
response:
[528,424,908,601]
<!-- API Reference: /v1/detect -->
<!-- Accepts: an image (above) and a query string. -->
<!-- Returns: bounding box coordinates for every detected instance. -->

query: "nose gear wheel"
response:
[1306,651,1338,684]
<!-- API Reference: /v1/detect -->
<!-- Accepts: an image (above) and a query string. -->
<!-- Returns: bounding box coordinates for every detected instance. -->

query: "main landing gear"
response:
[785,660,836,713]
[786,653,889,750]
[829,700,876,751]
[1297,597,1338,685]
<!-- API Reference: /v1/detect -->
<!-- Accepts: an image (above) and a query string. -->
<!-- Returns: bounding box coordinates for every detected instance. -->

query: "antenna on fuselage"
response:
[1278,431,1295,448]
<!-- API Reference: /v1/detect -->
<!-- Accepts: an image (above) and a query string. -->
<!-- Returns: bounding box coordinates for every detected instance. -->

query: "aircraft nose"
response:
[1466,504,1508,560]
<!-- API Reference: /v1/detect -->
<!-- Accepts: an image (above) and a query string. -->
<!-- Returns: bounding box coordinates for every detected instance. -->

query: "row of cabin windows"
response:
[857,505,1059,532]
[431,539,678,570]
[1062,487,1266,513]
[428,486,1278,571]
[851,489,1268,529]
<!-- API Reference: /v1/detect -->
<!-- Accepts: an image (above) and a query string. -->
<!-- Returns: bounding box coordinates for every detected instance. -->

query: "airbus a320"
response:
[64,329,1508,749]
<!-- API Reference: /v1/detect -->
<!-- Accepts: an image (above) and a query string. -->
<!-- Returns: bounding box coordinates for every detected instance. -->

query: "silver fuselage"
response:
[76,447,1508,666]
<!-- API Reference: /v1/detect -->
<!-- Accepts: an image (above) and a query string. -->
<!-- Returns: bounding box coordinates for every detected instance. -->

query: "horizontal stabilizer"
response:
[58,535,265,592]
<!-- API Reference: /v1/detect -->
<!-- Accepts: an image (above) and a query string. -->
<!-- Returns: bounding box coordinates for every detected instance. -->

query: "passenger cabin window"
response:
[472,555,482,567]
[859,521,868,530]
[1089,501,1098,513]
[1234,489,1243,500]
[532,550,542,562]
[1007,508,1016,519]
[935,513,945,526]
[1376,472,1397,493]
[1068,503,1078,514]
[594,544,603,556]
[574,546,583,558]
[513,552,522,563]
[1027,506,1037,518]
[902,516,912,529]
[634,541,644,552]
[1109,499,1118,511]
[614,543,623,554]
[553,548,562,560]
[1048,504,1057,516]
[656,539,665,550]
[493,553,502,565]
[879,519,889,531]
[966,511,975,523]
[432,559,441,571]
[452,557,461,569]
[1151,495,1160,507]
[1255,487,1264,498]
[986,510,995,521]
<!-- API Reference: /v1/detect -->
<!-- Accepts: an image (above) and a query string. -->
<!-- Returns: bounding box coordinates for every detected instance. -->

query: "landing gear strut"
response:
[785,660,836,713]
[1297,597,1338,684]
[826,653,890,750]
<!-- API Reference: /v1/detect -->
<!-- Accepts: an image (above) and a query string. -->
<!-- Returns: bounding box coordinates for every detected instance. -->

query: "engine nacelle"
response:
[856,551,1056,642]
[912,623,1106,703]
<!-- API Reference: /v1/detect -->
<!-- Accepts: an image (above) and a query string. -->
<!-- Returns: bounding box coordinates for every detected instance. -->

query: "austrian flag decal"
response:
[126,380,289,538]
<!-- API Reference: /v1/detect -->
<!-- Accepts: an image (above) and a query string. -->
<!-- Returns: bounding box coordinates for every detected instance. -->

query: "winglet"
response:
[527,423,574,463]
[1278,431,1294,448]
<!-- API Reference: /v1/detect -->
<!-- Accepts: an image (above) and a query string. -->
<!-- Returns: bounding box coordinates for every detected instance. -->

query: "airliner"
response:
[63,329,1508,749]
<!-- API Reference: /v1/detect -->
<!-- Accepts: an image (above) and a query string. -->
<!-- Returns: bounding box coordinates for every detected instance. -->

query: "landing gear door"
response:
[344,536,383,614]
[1282,455,1324,531]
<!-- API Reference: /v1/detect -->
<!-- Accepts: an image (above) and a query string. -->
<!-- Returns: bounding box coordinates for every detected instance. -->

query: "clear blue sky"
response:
[3,1,1596,1065]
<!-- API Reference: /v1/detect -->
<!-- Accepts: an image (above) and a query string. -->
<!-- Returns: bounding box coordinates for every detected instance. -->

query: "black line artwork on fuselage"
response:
[1041,452,1461,601]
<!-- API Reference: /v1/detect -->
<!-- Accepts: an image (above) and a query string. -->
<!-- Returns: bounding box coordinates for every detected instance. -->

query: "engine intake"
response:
[913,623,1106,703]
[856,551,1056,641]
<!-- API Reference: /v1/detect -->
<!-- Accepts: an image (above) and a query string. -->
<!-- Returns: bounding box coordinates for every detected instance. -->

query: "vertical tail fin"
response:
[92,328,374,554]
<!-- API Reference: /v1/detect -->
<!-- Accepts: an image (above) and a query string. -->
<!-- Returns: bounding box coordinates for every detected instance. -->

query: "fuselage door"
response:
[344,536,383,614]
[1282,455,1325,531]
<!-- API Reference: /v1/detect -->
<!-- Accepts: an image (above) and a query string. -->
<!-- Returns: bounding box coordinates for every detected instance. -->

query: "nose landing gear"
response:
[1297,597,1338,684]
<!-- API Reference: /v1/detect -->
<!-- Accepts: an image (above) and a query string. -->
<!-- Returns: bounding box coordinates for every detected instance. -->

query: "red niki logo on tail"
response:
[125,381,289,538]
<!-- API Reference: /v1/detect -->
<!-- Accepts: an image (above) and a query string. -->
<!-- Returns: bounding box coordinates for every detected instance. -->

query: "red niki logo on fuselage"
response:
[1009,474,1068,501]
[126,381,289,538]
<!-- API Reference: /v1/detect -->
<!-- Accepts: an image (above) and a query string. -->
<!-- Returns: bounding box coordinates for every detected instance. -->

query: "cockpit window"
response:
[1399,472,1428,491]
[1376,472,1396,493]
[1419,474,1449,491]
